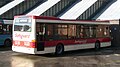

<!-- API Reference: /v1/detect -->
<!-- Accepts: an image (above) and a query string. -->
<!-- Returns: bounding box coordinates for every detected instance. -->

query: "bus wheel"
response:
[4,39,12,47]
[55,44,64,55]
[95,41,100,51]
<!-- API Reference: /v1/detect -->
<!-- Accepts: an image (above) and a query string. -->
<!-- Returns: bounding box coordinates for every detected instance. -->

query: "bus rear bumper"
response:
[12,46,36,54]
[12,46,55,54]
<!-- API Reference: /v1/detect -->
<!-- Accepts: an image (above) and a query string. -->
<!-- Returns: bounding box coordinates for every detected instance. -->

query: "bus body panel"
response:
[12,36,111,54]
[12,40,111,54]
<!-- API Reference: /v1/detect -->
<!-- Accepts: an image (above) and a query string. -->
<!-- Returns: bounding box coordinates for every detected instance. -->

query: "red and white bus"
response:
[12,15,111,55]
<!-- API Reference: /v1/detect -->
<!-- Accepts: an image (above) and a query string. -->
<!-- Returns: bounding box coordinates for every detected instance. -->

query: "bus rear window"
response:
[14,25,31,32]
[14,19,32,32]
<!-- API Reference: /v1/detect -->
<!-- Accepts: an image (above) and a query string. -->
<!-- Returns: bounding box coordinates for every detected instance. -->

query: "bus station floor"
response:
[0,46,120,67]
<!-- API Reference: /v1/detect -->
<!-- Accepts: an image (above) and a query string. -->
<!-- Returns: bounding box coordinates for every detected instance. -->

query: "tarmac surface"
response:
[0,46,120,67]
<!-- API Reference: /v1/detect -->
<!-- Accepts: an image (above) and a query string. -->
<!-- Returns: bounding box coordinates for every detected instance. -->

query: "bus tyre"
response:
[4,39,12,47]
[55,44,64,55]
[95,42,100,51]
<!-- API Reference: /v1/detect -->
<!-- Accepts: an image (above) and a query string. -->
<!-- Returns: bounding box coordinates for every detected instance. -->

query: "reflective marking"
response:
[106,55,110,57]
[1,52,6,53]
[114,54,120,56]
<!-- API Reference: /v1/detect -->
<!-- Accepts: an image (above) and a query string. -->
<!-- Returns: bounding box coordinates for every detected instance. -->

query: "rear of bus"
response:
[12,16,36,54]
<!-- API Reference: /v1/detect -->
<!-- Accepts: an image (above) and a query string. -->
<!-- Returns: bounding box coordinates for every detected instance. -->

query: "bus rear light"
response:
[29,40,36,48]
[30,42,36,48]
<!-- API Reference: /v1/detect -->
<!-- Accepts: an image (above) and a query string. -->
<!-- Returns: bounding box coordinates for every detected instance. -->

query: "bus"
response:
[0,19,13,47]
[12,15,111,55]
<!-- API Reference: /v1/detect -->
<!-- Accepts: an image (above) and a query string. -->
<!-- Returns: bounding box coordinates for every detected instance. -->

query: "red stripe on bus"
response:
[44,37,111,47]
[13,37,111,48]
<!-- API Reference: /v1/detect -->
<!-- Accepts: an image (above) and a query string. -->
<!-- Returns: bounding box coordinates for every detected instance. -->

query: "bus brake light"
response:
[30,40,36,48]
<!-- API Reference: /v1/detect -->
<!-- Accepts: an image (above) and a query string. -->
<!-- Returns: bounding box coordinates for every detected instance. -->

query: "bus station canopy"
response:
[93,0,120,20]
